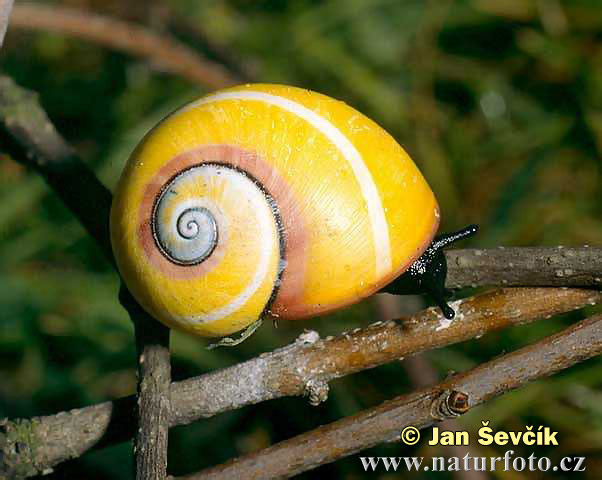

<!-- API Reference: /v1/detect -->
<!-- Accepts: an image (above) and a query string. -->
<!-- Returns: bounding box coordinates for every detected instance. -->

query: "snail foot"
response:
[207,318,263,349]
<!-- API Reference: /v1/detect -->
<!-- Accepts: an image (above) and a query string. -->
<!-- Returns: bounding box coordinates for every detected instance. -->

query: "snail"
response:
[110,84,477,346]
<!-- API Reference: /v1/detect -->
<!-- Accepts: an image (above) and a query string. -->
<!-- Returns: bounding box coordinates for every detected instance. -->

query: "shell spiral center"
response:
[152,172,218,265]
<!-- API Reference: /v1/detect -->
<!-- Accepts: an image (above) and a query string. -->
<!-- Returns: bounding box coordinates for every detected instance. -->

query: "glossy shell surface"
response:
[110,84,439,336]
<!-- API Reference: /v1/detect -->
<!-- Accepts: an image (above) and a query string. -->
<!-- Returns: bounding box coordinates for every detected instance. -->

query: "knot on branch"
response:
[303,379,329,406]
[430,390,471,420]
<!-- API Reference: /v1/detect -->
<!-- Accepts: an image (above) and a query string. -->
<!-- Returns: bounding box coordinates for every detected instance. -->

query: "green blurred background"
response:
[1,0,601,478]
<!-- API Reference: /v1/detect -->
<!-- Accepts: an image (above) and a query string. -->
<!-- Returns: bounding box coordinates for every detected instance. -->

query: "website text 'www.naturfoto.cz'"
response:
[360,451,586,473]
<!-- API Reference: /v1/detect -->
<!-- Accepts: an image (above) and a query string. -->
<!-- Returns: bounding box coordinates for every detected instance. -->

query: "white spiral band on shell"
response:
[180,89,393,277]
[152,163,282,326]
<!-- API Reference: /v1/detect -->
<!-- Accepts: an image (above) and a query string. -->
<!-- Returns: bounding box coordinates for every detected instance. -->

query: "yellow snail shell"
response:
[110,84,439,337]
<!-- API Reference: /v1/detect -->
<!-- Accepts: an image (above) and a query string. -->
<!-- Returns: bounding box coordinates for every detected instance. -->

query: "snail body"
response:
[111,84,442,338]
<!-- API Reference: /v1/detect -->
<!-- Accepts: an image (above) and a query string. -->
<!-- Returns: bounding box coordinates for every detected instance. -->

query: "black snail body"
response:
[382,225,479,319]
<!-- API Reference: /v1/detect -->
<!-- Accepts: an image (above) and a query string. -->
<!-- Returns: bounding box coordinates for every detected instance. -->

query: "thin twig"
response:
[374,294,487,480]
[0,75,113,261]
[0,0,13,47]
[0,75,172,480]
[1,287,599,477]
[1,73,602,478]
[179,313,602,480]
[134,328,171,480]
[446,247,602,288]
[9,2,241,89]
[402,355,487,480]
[161,288,602,424]
[122,290,172,480]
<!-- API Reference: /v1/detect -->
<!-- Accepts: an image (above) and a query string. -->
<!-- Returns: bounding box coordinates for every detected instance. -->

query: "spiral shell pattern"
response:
[110,84,439,337]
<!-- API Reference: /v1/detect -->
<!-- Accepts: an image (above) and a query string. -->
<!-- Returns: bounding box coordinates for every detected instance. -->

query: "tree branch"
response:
[374,294,488,480]
[121,289,171,480]
[9,2,240,89]
[0,75,172,479]
[178,312,602,480]
[0,75,113,261]
[446,247,602,288]
[1,71,601,479]
[1,287,599,477]
[168,287,601,424]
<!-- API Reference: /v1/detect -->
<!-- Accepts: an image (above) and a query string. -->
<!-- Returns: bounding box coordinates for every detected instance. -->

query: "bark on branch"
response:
[179,312,602,479]
[121,290,172,480]
[1,287,599,477]
[446,247,602,289]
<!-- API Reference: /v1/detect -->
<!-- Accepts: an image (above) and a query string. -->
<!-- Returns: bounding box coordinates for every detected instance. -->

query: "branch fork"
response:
[1,72,601,479]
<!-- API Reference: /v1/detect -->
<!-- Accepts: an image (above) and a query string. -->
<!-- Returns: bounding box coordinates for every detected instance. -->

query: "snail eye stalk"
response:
[382,224,479,319]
